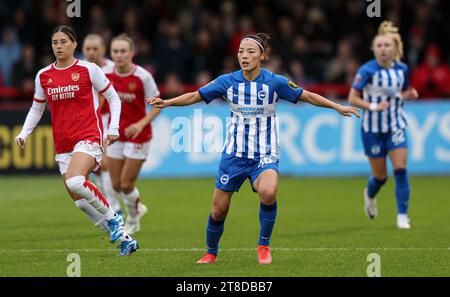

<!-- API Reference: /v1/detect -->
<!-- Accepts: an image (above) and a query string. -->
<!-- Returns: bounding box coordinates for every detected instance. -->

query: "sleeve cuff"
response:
[107,127,119,136]
[33,98,47,103]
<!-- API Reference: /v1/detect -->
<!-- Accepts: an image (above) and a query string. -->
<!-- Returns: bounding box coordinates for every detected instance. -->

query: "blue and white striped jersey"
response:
[198,68,303,160]
[352,59,410,133]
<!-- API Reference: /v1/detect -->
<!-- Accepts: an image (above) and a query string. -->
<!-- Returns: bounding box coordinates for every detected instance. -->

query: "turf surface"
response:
[0,176,448,276]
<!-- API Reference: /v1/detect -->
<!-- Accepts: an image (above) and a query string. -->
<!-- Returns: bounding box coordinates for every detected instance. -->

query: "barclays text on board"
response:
[140,101,450,177]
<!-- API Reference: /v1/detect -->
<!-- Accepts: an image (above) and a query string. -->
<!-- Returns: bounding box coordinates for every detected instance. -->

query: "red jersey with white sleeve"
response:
[32,59,120,154]
[100,58,115,114]
[104,65,159,143]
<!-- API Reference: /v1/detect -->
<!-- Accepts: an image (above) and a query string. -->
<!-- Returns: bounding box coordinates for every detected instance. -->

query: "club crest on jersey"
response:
[258,90,268,100]
[71,72,80,81]
[128,82,137,91]
[287,80,299,89]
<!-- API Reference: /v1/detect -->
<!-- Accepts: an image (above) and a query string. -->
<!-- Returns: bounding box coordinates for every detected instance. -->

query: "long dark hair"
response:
[51,25,77,42]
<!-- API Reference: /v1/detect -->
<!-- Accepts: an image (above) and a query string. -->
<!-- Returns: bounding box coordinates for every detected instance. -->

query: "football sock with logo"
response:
[394,169,410,214]
[65,175,116,221]
[258,201,277,246]
[367,176,387,198]
[206,214,225,255]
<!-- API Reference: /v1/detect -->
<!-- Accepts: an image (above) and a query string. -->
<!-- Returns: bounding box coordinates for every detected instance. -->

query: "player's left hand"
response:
[125,123,143,139]
[402,87,419,101]
[337,105,361,118]
[106,134,119,146]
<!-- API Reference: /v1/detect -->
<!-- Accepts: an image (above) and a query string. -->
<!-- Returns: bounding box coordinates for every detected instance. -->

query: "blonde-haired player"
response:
[348,21,419,229]
[105,34,160,235]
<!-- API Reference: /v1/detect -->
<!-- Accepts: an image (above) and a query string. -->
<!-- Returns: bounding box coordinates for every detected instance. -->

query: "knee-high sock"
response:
[75,199,109,232]
[122,188,140,222]
[259,201,277,246]
[394,169,410,214]
[66,175,115,221]
[367,176,387,198]
[100,171,121,213]
[206,214,225,255]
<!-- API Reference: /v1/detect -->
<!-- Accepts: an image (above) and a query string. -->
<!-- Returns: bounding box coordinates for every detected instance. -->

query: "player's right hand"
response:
[106,134,119,146]
[376,101,389,111]
[147,97,167,108]
[15,136,25,149]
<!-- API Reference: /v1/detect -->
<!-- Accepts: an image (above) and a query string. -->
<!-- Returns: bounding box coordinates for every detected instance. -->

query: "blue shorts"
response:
[215,153,279,192]
[361,129,408,158]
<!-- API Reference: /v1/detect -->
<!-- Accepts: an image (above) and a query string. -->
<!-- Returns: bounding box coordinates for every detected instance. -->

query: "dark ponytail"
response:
[242,32,272,60]
[51,25,77,42]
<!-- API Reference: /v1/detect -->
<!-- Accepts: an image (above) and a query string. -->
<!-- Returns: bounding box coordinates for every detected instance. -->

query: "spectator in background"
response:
[134,38,157,75]
[11,43,38,93]
[0,26,22,86]
[411,44,450,99]
[192,28,221,78]
[324,40,354,83]
[155,21,192,83]
[163,73,185,97]
[195,70,212,87]
[287,60,314,87]
[220,55,238,74]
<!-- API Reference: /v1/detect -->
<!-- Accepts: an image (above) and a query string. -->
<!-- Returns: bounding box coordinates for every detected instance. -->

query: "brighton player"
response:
[348,21,419,229]
[105,34,160,235]
[15,25,138,255]
[82,34,122,215]
[149,33,360,264]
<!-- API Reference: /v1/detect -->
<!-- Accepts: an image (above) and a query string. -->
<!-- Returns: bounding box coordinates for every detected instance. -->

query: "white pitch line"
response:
[0,247,448,253]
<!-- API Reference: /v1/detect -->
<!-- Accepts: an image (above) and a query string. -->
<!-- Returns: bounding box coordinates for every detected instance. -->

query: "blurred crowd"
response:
[0,0,449,99]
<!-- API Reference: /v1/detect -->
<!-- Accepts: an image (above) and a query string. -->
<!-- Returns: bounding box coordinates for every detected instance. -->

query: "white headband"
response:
[242,37,264,52]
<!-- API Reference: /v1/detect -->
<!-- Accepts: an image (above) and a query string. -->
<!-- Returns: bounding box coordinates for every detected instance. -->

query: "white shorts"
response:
[106,141,150,160]
[55,140,103,175]
[101,113,110,139]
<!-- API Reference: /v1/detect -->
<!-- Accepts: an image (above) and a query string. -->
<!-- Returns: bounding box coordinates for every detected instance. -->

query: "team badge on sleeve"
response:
[287,80,299,89]
[353,74,362,85]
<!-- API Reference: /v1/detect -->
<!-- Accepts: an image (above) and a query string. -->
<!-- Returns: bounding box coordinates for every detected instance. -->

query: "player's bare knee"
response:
[258,188,277,204]
[211,208,228,221]
[65,175,86,195]
[120,180,134,193]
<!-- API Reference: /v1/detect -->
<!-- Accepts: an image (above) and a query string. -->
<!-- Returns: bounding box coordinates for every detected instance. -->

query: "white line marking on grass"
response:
[0,247,449,253]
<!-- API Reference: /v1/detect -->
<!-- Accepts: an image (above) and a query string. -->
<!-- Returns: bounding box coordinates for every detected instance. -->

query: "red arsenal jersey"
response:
[104,65,159,143]
[33,59,113,154]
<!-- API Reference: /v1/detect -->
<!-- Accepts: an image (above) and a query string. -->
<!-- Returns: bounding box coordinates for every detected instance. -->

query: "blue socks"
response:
[258,201,277,246]
[394,168,410,214]
[367,176,387,198]
[206,214,224,255]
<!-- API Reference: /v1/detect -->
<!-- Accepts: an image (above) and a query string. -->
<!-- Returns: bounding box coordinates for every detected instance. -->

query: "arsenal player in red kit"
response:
[15,26,138,256]
[104,34,161,235]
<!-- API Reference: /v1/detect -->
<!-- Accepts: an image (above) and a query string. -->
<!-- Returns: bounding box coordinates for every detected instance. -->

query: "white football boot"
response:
[364,188,377,219]
[397,214,411,229]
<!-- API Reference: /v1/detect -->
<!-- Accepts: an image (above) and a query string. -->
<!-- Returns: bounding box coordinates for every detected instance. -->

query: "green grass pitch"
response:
[0,176,449,276]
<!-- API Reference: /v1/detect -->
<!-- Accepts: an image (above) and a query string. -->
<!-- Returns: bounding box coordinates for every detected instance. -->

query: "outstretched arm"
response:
[147,91,202,108]
[300,90,360,118]
[15,100,47,148]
